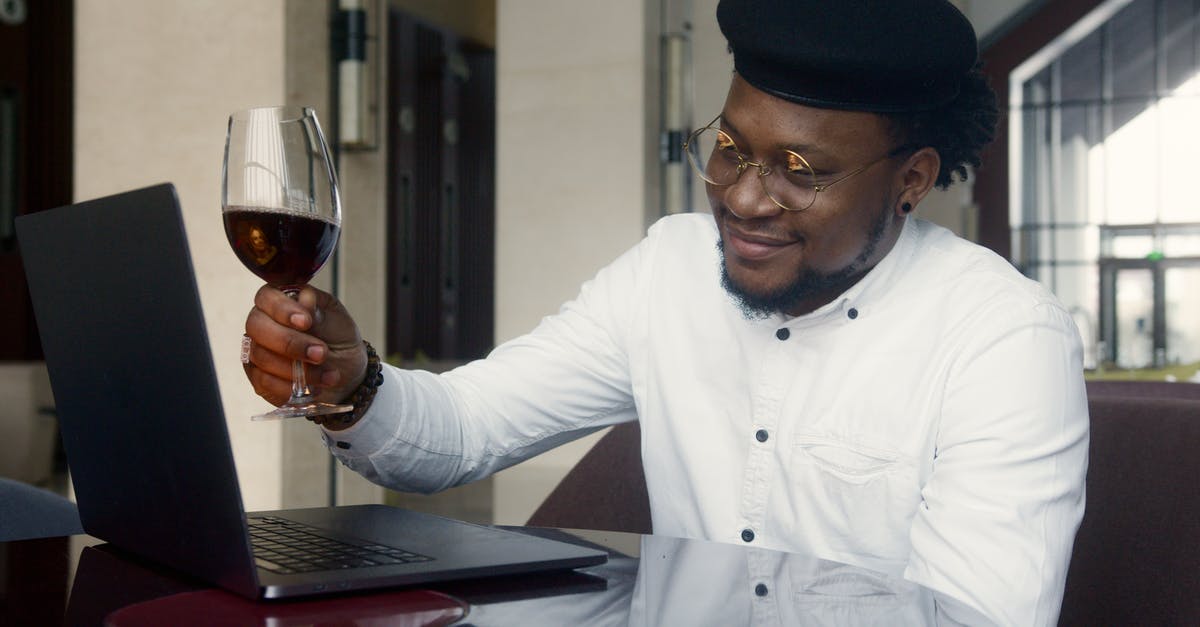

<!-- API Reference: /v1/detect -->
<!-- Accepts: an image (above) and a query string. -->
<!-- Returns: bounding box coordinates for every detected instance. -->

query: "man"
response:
[243,1,1088,624]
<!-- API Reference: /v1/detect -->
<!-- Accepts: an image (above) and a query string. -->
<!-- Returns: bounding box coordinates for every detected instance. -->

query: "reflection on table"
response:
[0,528,990,626]
[465,532,987,626]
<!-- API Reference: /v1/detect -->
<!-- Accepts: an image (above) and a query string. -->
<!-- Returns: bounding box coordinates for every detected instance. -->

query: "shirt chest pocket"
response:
[796,437,901,483]
[786,434,921,562]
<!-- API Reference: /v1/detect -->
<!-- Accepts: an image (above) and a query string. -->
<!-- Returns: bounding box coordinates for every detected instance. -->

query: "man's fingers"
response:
[244,336,295,381]
[254,284,313,331]
[244,284,362,405]
[245,307,327,364]
[299,287,360,349]
[243,363,292,407]
[244,334,343,399]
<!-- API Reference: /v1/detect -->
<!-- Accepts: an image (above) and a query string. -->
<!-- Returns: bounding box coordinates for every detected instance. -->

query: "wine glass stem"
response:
[284,288,315,403]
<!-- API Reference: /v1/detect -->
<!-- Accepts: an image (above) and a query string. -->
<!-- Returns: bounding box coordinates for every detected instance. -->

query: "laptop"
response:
[16,183,608,600]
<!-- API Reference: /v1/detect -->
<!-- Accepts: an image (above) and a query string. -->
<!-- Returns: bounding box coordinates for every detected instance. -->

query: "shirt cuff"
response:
[320,362,407,459]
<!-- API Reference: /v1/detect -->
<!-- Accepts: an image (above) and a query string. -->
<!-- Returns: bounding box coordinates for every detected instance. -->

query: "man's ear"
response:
[894,147,941,216]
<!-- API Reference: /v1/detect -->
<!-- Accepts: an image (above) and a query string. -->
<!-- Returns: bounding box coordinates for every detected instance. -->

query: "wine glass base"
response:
[251,401,354,421]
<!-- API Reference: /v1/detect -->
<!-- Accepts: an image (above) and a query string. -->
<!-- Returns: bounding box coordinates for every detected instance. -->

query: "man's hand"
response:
[243,285,368,408]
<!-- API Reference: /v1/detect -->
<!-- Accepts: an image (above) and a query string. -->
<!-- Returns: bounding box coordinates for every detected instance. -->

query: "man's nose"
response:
[723,167,784,220]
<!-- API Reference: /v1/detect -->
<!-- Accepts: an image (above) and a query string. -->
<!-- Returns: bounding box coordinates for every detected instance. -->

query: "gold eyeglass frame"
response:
[683,115,911,212]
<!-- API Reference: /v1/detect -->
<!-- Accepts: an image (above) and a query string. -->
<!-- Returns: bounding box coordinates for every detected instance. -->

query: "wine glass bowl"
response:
[223,207,340,289]
[222,106,351,420]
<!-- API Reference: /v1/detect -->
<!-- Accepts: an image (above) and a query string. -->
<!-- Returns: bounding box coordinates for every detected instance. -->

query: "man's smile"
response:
[720,218,800,263]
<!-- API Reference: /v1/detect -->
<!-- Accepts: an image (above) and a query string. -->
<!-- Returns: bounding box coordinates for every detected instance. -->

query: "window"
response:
[1011,0,1200,370]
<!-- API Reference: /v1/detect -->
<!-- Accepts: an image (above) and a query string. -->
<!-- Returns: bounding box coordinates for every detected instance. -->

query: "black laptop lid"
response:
[16,183,259,596]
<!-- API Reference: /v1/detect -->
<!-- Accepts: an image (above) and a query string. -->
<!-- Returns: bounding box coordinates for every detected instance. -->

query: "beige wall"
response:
[494,1,651,344]
[488,0,655,524]
[75,0,290,510]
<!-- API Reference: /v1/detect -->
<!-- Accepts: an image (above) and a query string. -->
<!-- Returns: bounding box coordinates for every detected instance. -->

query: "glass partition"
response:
[1012,0,1200,373]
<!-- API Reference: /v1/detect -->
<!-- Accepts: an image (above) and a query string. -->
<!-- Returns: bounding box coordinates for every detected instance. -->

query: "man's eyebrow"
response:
[716,114,740,137]
[778,131,826,158]
[717,114,830,159]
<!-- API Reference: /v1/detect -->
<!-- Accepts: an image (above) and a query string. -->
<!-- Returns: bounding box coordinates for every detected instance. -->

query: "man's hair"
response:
[885,63,999,189]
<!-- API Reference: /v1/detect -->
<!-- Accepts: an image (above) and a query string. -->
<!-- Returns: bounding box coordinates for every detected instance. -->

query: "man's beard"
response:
[718,205,892,320]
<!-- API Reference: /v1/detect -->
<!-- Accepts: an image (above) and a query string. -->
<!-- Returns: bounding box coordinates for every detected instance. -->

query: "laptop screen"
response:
[17,183,260,597]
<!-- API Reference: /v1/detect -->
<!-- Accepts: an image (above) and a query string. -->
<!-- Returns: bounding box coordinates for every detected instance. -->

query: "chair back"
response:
[526,422,651,534]
[1058,395,1200,625]
[1084,379,1200,401]
[0,477,83,541]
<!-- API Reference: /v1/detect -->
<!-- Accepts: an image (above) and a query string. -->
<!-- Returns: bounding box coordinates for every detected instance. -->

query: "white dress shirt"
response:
[323,214,1088,627]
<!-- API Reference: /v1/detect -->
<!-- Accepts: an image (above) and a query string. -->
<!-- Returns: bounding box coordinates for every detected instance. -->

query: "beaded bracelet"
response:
[311,340,383,429]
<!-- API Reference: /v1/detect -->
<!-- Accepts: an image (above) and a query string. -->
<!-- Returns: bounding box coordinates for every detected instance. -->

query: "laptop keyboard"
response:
[248,516,434,574]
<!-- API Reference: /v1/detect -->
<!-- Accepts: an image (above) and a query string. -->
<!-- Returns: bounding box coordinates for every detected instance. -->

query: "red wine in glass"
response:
[222,106,350,421]
[223,207,340,289]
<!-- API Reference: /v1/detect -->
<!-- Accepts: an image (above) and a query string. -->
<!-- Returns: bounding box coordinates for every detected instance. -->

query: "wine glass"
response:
[222,106,352,421]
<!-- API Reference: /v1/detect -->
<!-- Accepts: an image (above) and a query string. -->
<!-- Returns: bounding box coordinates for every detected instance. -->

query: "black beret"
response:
[717,0,978,113]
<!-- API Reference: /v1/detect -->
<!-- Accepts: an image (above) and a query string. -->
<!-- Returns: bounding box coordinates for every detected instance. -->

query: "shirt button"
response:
[741,528,755,543]
[755,429,769,443]
[755,583,769,597]
[775,328,790,340]
[847,307,859,320]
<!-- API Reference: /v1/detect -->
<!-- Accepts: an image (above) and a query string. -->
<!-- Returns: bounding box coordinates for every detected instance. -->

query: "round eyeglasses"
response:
[683,115,912,212]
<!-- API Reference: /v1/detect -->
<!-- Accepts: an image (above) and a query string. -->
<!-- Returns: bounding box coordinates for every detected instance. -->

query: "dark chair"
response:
[1058,395,1200,626]
[1084,379,1200,401]
[0,477,84,541]
[526,422,652,534]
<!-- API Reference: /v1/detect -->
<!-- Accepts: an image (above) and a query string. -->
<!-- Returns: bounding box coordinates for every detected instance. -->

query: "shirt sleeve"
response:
[903,299,1089,627]
[319,222,662,494]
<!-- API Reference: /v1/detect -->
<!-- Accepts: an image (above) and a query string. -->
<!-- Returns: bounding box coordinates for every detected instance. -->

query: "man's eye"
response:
[716,132,737,151]
[784,152,814,175]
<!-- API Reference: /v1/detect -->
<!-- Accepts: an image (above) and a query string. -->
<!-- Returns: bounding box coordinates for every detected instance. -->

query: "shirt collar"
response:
[784,216,918,325]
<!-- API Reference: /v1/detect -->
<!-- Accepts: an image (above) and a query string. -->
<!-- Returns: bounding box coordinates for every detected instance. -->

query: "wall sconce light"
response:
[334,0,377,150]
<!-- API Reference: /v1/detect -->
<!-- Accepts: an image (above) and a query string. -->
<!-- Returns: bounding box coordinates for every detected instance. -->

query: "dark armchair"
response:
[1083,379,1200,401]
[1058,394,1200,625]
[0,477,83,541]
[526,422,651,534]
